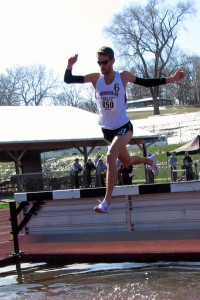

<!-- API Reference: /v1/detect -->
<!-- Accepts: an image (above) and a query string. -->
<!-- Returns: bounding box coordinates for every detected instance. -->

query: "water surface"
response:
[1,261,200,300]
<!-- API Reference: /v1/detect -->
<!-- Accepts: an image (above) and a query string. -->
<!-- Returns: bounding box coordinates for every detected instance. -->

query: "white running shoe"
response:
[149,154,159,176]
[94,200,110,214]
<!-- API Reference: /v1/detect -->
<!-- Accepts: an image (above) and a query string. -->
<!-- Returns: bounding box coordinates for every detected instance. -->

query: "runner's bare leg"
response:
[104,131,153,205]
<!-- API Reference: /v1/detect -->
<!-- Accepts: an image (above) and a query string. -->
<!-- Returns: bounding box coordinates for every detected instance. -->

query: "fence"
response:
[0,169,106,196]
[1,162,200,198]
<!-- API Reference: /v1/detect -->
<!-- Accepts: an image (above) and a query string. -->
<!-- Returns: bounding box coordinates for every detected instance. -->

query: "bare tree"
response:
[0,71,21,105]
[104,0,195,114]
[55,83,98,113]
[54,83,85,107]
[5,65,58,106]
[185,55,200,105]
[163,52,200,105]
[80,85,98,113]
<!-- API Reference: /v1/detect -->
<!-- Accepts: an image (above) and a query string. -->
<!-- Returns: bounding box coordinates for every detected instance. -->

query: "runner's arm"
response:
[64,69,84,84]
[121,69,185,87]
[64,54,99,85]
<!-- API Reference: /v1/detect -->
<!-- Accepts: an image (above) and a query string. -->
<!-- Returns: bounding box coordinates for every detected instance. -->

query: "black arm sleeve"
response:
[64,69,84,84]
[134,77,166,87]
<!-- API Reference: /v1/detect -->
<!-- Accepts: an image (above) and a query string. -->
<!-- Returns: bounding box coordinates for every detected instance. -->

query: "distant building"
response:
[127,97,174,109]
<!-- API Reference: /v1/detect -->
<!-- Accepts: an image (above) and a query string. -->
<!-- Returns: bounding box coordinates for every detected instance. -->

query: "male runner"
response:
[64,46,185,213]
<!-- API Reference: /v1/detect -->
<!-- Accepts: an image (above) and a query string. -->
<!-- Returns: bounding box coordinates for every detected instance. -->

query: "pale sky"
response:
[1,0,200,78]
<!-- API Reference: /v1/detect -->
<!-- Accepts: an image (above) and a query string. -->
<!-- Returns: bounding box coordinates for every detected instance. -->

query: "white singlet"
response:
[95,71,130,130]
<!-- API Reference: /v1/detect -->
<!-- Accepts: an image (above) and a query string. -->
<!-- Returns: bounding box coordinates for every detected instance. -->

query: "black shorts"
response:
[102,121,133,144]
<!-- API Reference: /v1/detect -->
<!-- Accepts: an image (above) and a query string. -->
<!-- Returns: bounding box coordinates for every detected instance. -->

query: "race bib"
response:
[101,96,116,111]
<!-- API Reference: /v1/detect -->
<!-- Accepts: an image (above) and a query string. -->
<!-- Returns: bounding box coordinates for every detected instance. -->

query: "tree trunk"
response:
[152,86,160,115]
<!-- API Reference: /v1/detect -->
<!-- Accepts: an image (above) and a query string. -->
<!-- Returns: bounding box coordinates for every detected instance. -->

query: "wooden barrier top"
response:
[14,181,200,202]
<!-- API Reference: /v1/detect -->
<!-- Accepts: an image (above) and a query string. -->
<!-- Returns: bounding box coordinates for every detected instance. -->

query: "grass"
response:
[0,203,9,209]
[127,105,199,120]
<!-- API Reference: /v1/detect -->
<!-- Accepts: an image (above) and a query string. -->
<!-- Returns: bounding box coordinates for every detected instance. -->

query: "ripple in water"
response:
[1,261,200,299]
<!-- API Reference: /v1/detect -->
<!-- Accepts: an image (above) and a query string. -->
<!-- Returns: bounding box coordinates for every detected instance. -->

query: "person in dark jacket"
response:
[119,163,133,185]
[84,158,96,187]
[182,152,193,180]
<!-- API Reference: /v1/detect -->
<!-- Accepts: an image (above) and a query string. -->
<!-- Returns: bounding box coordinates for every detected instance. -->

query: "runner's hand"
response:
[67,54,78,69]
[173,69,185,81]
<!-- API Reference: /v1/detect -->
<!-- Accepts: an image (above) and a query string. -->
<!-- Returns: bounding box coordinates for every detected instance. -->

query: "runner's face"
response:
[97,54,114,75]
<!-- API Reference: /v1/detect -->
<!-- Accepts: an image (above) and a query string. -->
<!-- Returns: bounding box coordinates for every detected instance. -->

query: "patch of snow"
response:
[131,111,200,144]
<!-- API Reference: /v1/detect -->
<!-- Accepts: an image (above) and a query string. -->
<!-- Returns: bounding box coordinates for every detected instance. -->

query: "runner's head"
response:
[97,46,114,60]
[96,46,115,74]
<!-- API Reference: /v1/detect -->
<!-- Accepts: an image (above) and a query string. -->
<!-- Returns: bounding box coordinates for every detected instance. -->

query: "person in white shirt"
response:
[96,159,107,187]
[64,46,185,213]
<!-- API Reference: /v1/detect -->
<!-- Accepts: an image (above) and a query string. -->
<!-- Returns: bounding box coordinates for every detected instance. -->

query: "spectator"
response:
[70,158,83,188]
[84,158,96,187]
[96,159,107,187]
[119,163,133,185]
[182,152,193,180]
[169,151,178,182]
[183,151,193,165]
[95,155,101,166]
